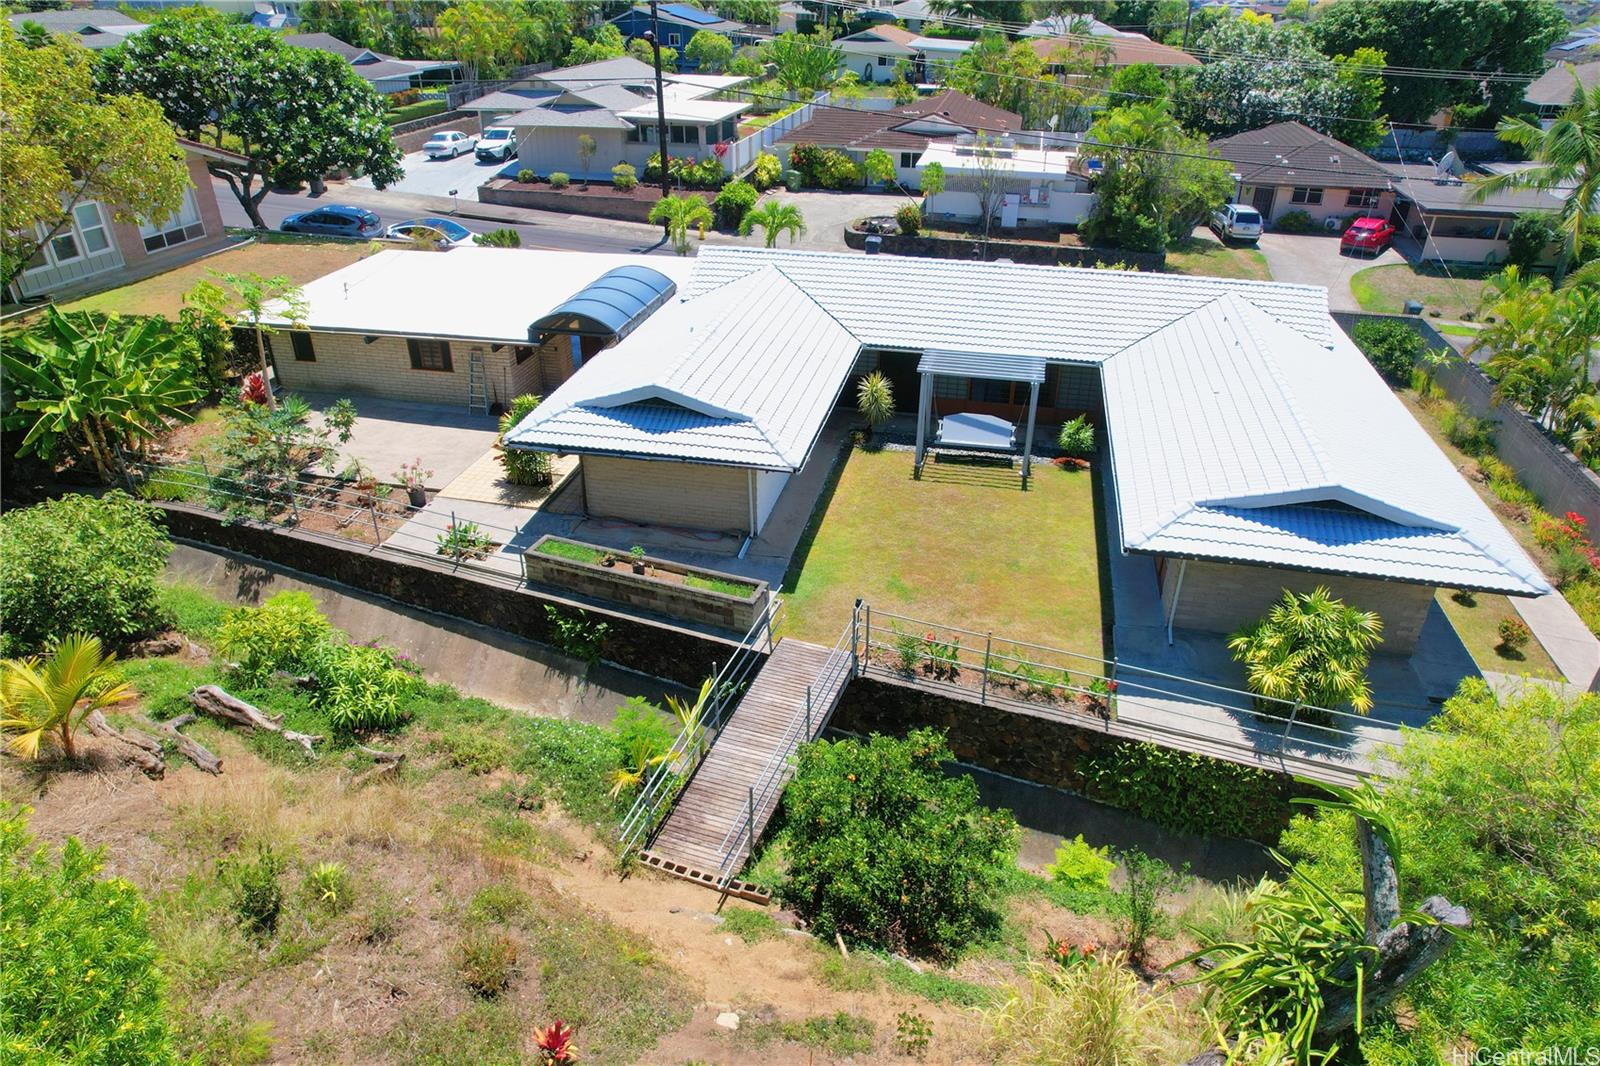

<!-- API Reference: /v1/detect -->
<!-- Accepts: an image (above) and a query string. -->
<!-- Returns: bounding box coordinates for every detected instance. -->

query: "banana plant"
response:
[1,634,134,761]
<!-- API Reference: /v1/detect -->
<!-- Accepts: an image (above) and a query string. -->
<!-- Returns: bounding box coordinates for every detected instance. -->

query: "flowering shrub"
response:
[240,369,270,405]
[1045,929,1099,969]
[1497,615,1531,652]
[1534,511,1600,568]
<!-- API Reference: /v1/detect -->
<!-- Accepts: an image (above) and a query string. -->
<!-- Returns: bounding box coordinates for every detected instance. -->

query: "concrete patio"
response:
[302,391,499,489]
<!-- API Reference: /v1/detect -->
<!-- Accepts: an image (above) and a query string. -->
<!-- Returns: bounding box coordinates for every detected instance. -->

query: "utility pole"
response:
[647,0,671,213]
[1180,0,1195,52]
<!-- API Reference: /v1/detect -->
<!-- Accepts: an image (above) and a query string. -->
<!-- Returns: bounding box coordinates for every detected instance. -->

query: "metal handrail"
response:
[617,597,784,857]
[713,606,859,889]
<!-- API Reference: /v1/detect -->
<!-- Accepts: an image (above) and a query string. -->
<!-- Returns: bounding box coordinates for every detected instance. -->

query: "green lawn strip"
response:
[682,572,756,596]
[1434,589,1563,680]
[1349,263,1489,319]
[1435,321,1483,338]
[1164,237,1273,281]
[781,446,1109,656]
[385,99,448,125]
[536,538,606,564]
[537,538,756,595]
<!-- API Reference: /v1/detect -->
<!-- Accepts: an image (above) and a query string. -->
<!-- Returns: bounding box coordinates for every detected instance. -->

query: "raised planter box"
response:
[843,226,1166,271]
[523,535,769,633]
[480,180,715,224]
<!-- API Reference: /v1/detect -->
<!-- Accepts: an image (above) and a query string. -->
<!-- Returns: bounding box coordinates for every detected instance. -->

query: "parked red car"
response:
[1341,216,1397,255]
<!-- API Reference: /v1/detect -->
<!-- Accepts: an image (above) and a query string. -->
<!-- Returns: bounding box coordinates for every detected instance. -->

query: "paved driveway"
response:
[1254,231,1405,310]
[352,147,499,203]
[766,189,911,251]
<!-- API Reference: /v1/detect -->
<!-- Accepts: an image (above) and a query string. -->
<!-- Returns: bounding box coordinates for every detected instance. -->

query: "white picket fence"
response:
[720,91,830,176]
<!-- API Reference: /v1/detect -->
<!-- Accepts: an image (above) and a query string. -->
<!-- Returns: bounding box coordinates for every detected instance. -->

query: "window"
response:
[670,125,685,144]
[26,202,112,272]
[667,31,680,46]
[514,344,535,364]
[407,337,452,371]
[140,189,206,252]
[626,123,643,142]
[900,151,918,168]
[290,332,316,362]
[1291,187,1324,205]
[669,124,699,144]
[1346,187,1381,208]
[877,54,889,66]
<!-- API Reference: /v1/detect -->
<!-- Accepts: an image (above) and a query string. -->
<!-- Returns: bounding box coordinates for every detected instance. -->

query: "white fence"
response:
[721,91,830,176]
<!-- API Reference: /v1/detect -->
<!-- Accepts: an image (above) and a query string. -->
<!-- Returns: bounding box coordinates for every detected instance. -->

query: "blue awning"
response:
[528,265,677,342]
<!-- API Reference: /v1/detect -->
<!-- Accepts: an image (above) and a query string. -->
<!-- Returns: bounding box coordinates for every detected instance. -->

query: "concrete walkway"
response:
[1512,591,1600,690]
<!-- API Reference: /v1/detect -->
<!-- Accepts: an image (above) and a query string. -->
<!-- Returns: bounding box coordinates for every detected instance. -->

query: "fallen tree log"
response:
[84,710,165,779]
[356,743,404,765]
[145,713,222,775]
[187,685,321,757]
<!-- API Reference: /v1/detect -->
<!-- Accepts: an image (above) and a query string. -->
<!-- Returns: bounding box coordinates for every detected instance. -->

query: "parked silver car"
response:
[1209,203,1264,244]
[423,130,477,159]
[475,126,518,163]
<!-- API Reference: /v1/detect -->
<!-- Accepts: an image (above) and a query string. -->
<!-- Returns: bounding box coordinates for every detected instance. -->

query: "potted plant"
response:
[601,551,617,567]
[394,458,433,508]
[1086,676,1118,719]
[629,545,647,574]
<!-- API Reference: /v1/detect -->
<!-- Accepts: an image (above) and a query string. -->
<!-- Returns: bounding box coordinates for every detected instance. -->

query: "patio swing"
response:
[913,350,1047,486]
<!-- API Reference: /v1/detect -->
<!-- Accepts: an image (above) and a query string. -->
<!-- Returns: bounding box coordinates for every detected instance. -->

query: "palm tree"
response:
[1474,78,1600,283]
[648,194,714,256]
[1,634,134,761]
[1227,587,1383,717]
[856,371,894,438]
[666,677,716,760]
[740,200,807,248]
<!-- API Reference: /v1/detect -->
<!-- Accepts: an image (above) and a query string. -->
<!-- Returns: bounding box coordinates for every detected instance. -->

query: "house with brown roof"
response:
[1208,122,1396,228]
[1525,60,1600,125]
[776,91,1020,190]
[1027,33,1200,70]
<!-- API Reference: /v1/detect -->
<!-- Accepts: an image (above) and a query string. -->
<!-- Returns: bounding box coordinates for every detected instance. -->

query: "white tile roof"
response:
[687,246,1332,360]
[257,249,696,345]
[505,266,861,470]
[1102,295,1549,595]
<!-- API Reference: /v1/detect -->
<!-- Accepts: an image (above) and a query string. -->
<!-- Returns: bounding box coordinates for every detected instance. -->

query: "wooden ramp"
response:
[642,638,852,898]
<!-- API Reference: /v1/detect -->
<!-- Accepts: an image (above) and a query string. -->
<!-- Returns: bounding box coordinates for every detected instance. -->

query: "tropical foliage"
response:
[740,200,806,247]
[1082,102,1232,253]
[780,729,1019,960]
[764,31,841,95]
[855,371,895,435]
[1,635,134,761]
[648,194,714,255]
[1351,318,1430,385]
[498,394,552,486]
[0,492,172,658]
[1228,587,1383,715]
[1,310,203,482]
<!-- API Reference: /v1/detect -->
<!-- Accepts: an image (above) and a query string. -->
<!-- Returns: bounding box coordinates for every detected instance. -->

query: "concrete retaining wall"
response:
[843,226,1167,270]
[394,112,476,153]
[480,181,715,223]
[1333,311,1600,531]
[524,536,768,633]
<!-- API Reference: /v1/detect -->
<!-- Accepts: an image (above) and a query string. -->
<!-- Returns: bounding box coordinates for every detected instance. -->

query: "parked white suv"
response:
[475,127,518,163]
[1209,203,1264,244]
[423,130,477,159]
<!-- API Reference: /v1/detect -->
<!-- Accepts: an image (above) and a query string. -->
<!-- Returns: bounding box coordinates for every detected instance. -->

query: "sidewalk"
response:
[1512,590,1600,690]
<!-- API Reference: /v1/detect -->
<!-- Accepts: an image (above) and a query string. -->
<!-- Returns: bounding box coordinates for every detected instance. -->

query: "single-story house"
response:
[777,90,1020,190]
[911,35,974,79]
[500,245,1548,644]
[884,0,936,31]
[464,58,751,181]
[6,8,147,48]
[9,138,241,302]
[281,32,460,94]
[256,248,695,411]
[608,3,761,60]
[1524,60,1599,124]
[835,24,923,84]
[1209,121,1396,228]
[1027,33,1200,69]
[918,139,1094,228]
[1389,159,1570,267]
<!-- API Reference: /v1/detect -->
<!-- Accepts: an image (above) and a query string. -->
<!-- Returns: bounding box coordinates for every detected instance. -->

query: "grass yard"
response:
[1434,588,1561,679]
[59,237,378,320]
[780,445,1110,656]
[1164,237,1273,282]
[1349,262,1489,320]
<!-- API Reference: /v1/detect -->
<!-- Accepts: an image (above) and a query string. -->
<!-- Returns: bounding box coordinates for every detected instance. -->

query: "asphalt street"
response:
[210,177,676,256]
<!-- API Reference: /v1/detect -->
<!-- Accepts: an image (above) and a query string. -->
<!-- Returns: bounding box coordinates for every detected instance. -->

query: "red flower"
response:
[1106,680,1119,693]
[239,370,269,406]
[534,1020,577,1064]
[1566,511,1587,527]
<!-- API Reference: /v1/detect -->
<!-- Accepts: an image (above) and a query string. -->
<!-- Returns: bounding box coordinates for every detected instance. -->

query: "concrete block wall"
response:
[580,455,753,534]
[1159,557,1436,654]
[272,331,549,410]
[523,537,768,633]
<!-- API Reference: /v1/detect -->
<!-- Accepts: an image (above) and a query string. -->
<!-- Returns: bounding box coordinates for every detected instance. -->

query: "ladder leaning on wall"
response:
[466,350,490,416]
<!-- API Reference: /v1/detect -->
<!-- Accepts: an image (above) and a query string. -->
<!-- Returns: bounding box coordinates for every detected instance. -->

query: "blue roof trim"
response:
[529,265,677,341]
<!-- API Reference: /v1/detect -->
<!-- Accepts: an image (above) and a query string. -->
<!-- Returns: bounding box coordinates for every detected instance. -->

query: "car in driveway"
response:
[475,126,517,163]
[1209,203,1263,244]
[1341,216,1397,256]
[280,204,382,238]
[386,217,474,247]
[423,130,477,159]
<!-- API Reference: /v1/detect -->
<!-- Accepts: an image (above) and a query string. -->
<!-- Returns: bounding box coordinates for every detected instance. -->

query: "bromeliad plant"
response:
[0,634,134,761]
[533,1020,577,1064]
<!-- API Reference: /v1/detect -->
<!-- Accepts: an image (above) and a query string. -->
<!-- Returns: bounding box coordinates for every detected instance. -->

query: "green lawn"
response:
[780,446,1110,657]
[59,237,378,320]
[1164,237,1272,282]
[1349,263,1489,320]
[1435,321,1484,338]
[1435,589,1562,680]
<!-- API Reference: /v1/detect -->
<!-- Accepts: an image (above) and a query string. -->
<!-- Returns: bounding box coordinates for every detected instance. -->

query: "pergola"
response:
[913,349,1048,483]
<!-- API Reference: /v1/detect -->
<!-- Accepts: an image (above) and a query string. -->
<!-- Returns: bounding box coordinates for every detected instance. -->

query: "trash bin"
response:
[864,235,882,254]
[1404,299,1424,314]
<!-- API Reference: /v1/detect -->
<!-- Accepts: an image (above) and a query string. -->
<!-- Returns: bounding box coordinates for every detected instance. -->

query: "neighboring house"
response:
[1389,158,1569,266]
[884,0,935,31]
[1209,122,1396,227]
[1525,60,1600,124]
[280,32,460,94]
[6,8,147,48]
[835,24,922,83]
[468,58,751,181]
[10,139,241,302]
[1026,33,1200,69]
[608,4,759,60]
[774,3,816,34]
[257,248,696,411]
[911,35,973,80]
[777,90,1020,190]
[918,138,1094,228]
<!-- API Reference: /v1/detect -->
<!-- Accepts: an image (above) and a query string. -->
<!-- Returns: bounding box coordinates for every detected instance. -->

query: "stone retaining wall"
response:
[843,227,1167,271]
[480,181,715,224]
[523,536,769,633]
[394,111,476,153]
